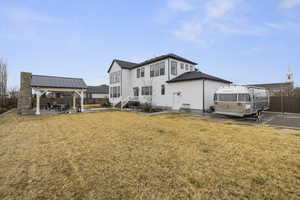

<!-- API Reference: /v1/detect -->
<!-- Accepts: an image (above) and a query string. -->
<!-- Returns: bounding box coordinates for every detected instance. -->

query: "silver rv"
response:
[214,85,270,117]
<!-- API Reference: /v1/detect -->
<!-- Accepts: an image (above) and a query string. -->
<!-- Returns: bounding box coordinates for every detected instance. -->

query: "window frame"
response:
[171,61,177,75]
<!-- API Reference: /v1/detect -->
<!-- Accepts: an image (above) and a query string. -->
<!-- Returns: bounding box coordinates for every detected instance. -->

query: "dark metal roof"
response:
[31,75,87,89]
[167,71,232,84]
[107,53,197,72]
[248,82,294,89]
[87,85,109,94]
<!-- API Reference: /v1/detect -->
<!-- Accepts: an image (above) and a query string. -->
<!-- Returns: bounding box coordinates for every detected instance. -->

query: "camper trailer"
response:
[214,85,270,117]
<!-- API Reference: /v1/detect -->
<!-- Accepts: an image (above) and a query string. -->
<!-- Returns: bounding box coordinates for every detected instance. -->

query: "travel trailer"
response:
[214,85,270,117]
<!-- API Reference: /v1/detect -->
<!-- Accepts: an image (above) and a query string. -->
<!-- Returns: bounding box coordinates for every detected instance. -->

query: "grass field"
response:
[0,111,299,200]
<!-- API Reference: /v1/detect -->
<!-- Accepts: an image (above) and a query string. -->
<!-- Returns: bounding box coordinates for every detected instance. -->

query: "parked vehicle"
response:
[214,85,270,117]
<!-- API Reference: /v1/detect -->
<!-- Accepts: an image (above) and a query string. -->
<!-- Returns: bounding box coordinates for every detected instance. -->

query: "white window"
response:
[159,62,165,76]
[150,65,154,77]
[133,87,139,97]
[142,86,152,96]
[190,65,193,71]
[137,68,141,78]
[110,86,121,98]
[154,63,159,76]
[185,64,189,70]
[110,71,121,84]
[141,67,145,77]
[171,61,177,75]
[180,63,184,69]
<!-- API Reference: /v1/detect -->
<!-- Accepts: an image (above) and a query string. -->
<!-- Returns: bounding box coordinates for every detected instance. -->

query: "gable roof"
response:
[167,71,232,84]
[31,75,87,89]
[87,85,109,94]
[107,53,197,73]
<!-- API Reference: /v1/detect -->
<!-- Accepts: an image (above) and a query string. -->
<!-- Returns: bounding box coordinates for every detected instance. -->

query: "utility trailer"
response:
[214,85,270,117]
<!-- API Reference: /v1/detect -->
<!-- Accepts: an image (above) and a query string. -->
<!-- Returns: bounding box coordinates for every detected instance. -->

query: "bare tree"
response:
[0,58,8,107]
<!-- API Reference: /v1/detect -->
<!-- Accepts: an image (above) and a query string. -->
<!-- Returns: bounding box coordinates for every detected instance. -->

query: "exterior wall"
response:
[128,58,195,106]
[168,80,229,111]
[108,62,122,105]
[91,93,108,99]
[17,72,32,114]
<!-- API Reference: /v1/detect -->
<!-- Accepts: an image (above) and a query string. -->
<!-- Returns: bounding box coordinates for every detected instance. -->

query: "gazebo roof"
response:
[31,75,87,89]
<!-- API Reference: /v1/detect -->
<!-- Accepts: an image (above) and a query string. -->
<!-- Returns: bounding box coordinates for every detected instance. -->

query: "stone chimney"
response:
[17,72,32,114]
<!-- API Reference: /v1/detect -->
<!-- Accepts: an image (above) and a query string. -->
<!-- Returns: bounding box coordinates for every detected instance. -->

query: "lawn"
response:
[0,111,299,200]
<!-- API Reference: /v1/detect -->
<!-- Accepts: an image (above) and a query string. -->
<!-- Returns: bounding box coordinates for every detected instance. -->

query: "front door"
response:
[172,92,182,110]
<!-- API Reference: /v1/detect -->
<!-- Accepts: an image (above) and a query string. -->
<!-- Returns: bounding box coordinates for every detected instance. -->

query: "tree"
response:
[0,58,8,107]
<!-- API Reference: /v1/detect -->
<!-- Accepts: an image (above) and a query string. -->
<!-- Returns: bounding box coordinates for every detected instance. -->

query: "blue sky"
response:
[0,0,299,88]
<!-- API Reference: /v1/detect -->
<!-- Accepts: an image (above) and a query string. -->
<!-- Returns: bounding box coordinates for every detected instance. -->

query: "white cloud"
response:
[264,22,284,29]
[167,0,194,12]
[280,0,300,8]
[205,0,238,19]
[0,5,63,25]
[173,21,203,41]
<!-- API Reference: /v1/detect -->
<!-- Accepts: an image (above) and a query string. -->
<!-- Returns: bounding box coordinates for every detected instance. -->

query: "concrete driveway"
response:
[196,112,300,129]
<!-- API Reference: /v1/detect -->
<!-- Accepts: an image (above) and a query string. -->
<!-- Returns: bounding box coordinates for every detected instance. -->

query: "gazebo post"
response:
[73,92,76,111]
[80,90,84,112]
[36,90,41,115]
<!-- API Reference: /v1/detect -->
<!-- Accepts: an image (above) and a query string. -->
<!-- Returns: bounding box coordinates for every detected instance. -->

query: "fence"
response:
[269,96,300,113]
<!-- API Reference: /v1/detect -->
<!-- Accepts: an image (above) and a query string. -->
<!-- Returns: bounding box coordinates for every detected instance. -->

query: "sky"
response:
[0,0,299,89]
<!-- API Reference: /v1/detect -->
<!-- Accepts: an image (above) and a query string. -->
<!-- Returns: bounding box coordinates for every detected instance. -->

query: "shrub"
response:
[101,99,112,108]
[142,103,152,113]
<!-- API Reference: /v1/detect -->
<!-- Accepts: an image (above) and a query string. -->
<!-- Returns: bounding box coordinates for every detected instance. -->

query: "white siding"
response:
[92,94,108,99]
[168,80,229,110]
[109,61,122,105]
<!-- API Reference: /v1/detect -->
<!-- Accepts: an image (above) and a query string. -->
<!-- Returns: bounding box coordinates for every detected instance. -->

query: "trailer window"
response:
[238,94,251,102]
[218,94,237,102]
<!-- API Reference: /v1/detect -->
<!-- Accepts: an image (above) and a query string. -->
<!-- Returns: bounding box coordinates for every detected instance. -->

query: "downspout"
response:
[168,58,170,81]
[203,79,205,113]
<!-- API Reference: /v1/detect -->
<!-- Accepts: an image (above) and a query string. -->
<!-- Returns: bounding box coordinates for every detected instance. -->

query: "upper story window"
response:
[142,86,152,96]
[110,71,121,84]
[150,62,165,77]
[185,64,189,70]
[136,67,145,78]
[190,65,193,71]
[180,63,184,69]
[141,67,145,77]
[171,61,177,75]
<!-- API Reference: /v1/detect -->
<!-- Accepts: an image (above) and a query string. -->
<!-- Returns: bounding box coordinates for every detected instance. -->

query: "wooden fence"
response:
[270,96,300,113]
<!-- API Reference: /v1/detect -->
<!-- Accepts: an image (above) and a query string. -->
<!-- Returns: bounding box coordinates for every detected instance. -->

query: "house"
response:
[107,53,231,112]
[85,85,109,104]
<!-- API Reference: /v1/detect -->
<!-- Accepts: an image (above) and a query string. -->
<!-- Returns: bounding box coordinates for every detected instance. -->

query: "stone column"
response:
[17,72,32,114]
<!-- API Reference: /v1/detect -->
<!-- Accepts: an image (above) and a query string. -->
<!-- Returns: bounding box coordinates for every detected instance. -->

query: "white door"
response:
[172,92,182,110]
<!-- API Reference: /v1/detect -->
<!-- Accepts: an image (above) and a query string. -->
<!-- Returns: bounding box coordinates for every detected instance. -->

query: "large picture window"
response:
[142,86,152,96]
[110,86,121,98]
[110,71,121,84]
[150,62,165,77]
[171,61,177,75]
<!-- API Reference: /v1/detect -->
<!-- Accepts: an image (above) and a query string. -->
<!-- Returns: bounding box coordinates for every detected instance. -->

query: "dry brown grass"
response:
[84,104,102,109]
[0,111,299,200]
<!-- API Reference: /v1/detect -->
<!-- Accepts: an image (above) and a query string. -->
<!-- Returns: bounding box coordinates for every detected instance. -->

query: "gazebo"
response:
[30,75,87,115]
[17,72,87,115]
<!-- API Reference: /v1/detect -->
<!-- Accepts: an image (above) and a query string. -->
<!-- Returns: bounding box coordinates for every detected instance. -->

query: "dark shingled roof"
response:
[87,85,109,94]
[31,75,87,89]
[167,71,232,84]
[107,53,197,72]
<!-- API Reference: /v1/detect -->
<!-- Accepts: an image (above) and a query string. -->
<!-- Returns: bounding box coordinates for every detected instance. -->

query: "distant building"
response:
[248,67,295,96]
[85,85,109,104]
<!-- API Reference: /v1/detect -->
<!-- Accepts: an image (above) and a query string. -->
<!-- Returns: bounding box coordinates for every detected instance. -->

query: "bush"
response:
[142,103,153,113]
[101,99,112,108]
[0,107,8,114]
